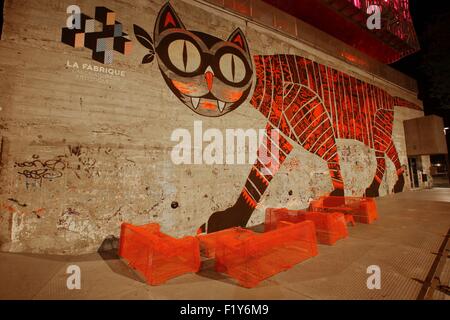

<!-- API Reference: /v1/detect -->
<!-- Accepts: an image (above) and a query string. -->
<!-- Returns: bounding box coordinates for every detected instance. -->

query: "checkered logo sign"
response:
[61,6,132,64]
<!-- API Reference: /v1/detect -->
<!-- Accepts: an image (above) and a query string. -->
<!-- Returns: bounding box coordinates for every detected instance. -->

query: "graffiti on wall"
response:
[15,155,66,183]
[144,3,420,233]
[14,146,99,186]
[14,143,139,188]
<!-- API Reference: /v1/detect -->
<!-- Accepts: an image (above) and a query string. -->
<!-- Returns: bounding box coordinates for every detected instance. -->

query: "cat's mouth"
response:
[190,97,229,113]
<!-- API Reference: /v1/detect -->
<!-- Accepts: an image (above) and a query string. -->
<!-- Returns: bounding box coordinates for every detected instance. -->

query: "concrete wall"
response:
[0,0,425,254]
[404,115,448,156]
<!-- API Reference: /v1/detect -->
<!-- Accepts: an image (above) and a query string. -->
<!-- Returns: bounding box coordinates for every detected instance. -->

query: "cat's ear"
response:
[228,28,250,56]
[154,3,185,40]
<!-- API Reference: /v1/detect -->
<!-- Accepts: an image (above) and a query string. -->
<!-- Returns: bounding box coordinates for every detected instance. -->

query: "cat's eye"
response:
[168,40,201,73]
[219,53,246,83]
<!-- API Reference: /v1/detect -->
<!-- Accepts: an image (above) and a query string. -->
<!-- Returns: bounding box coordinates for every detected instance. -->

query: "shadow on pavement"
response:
[97,235,144,284]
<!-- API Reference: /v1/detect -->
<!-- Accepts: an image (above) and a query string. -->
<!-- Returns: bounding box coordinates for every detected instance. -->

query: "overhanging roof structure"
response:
[263,0,420,64]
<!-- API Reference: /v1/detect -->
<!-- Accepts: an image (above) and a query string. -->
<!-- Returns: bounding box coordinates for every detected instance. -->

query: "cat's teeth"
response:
[217,100,226,112]
[191,97,200,109]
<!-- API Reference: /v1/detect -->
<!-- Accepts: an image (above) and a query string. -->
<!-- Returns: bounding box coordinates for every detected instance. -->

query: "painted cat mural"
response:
[151,3,419,233]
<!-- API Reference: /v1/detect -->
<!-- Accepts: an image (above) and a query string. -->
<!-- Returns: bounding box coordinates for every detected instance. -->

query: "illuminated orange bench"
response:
[309,196,378,224]
[118,223,201,285]
[214,221,318,288]
[265,208,348,245]
[197,227,253,258]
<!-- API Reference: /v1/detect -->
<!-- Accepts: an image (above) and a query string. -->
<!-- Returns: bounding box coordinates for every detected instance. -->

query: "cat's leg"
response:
[365,109,393,197]
[203,124,293,233]
[307,135,345,209]
[291,106,345,197]
[321,144,345,197]
[385,140,405,193]
[365,151,386,197]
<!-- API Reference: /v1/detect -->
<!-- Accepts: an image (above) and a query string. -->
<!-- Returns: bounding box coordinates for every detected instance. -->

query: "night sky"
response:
[392,0,450,124]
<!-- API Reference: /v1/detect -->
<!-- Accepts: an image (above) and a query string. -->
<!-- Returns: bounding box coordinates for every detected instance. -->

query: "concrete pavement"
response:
[0,188,449,300]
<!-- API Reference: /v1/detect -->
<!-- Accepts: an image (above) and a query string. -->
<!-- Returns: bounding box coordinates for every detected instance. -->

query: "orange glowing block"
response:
[197,227,253,258]
[265,208,348,245]
[118,223,200,285]
[309,196,378,224]
[215,221,318,288]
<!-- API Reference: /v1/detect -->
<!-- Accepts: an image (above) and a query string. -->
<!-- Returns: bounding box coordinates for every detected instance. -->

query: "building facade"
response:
[0,0,428,254]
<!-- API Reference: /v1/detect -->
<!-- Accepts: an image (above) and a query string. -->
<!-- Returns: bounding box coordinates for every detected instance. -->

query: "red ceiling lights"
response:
[263,0,420,64]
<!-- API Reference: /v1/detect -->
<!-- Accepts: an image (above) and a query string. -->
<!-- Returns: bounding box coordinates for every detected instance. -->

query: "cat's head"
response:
[154,3,253,117]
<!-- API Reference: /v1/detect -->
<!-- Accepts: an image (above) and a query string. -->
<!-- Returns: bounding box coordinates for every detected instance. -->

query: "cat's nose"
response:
[205,71,214,91]
[204,67,214,91]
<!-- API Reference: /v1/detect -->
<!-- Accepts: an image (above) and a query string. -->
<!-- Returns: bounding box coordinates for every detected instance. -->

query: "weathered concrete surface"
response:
[0,188,448,300]
[0,0,427,254]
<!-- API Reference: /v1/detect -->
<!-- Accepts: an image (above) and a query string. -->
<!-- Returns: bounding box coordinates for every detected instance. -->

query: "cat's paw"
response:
[365,180,380,197]
[323,188,345,206]
[205,197,255,233]
[393,174,405,193]
[206,207,240,233]
[196,223,206,235]
[330,188,344,197]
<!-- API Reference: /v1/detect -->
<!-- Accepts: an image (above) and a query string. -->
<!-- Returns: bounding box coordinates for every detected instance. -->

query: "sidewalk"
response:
[0,189,449,300]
